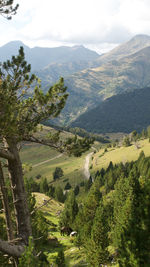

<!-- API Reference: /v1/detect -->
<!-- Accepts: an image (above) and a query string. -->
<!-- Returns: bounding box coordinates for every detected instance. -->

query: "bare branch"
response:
[31,197,52,215]
[23,135,62,150]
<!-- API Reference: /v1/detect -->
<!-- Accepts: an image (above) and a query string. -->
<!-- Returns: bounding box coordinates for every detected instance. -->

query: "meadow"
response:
[20,142,89,188]
[91,138,150,172]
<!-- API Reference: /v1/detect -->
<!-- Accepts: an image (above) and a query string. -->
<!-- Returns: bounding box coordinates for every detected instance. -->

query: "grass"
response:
[20,140,90,188]
[92,138,150,172]
[20,143,59,165]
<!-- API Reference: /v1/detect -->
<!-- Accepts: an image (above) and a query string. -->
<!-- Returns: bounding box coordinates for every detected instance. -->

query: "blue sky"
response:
[1,0,150,54]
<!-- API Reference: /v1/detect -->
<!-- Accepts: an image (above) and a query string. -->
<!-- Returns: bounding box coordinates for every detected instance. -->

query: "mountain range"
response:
[1,35,150,132]
[0,41,99,71]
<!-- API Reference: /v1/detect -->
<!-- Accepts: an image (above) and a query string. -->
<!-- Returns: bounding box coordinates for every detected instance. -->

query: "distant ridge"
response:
[0,41,99,71]
[96,34,150,64]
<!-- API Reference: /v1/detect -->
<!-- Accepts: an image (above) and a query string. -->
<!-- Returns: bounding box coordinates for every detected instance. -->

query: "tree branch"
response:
[23,135,62,151]
[0,239,24,258]
[31,197,52,215]
[0,149,15,160]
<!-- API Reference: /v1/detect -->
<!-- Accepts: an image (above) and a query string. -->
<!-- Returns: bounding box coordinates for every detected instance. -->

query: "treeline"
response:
[60,152,150,266]
[43,121,110,143]
[24,173,92,204]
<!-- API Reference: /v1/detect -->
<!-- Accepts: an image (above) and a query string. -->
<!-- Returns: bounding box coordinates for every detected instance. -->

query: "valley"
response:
[1,33,150,266]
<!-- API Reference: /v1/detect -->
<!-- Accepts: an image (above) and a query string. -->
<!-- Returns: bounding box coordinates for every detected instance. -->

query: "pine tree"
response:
[86,203,109,266]
[0,0,19,19]
[55,186,65,203]
[0,47,92,261]
[60,190,78,227]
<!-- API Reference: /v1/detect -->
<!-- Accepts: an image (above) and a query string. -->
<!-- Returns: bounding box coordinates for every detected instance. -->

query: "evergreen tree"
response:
[74,185,80,196]
[40,178,49,193]
[0,47,92,260]
[76,181,102,243]
[64,182,71,190]
[55,186,65,203]
[60,190,78,227]
[123,136,131,147]
[86,203,109,266]
[53,167,64,181]
[56,249,65,267]
[0,0,19,19]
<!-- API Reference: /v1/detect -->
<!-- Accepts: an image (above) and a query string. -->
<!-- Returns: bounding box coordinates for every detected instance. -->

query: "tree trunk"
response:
[5,138,32,245]
[0,161,14,241]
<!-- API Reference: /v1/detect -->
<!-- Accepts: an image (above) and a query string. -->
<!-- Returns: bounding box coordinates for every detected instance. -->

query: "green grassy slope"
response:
[91,139,150,173]
[20,142,87,187]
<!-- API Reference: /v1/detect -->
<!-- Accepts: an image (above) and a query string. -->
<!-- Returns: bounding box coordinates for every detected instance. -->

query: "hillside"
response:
[96,34,150,63]
[58,43,150,125]
[2,36,150,127]
[71,87,150,133]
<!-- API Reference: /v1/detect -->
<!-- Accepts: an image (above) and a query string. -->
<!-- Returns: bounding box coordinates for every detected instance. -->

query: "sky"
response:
[1,0,150,54]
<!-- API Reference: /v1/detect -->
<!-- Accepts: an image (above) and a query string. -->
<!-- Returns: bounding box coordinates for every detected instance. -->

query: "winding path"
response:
[83,152,93,179]
[32,154,63,168]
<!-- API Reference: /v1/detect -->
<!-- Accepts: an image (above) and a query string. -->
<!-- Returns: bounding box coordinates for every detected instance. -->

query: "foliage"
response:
[74,152,150,266]
[0,0,19,19]
[86,203,109,266]
[55,186,65,203]
[74,185,80,196]
[0,46,68,139]
[40,178,49,193]
[123,136,131,147]
[55,249,65,267]
[59,190,78,228]
[64,182,71,190]
[71,87,150,133]
[18,237,40,267]
[53,167,64,181]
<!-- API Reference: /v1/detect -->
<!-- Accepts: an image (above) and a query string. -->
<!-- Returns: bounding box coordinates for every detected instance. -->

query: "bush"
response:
[53,167,64,181]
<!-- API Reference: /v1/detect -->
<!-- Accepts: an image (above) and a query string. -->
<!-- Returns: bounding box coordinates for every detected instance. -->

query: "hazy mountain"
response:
[0,41,99,71]
[71,87,150,133]
[96,34,150,64]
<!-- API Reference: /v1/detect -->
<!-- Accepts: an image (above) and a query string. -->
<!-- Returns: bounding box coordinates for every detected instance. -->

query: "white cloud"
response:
[1,0,150,53]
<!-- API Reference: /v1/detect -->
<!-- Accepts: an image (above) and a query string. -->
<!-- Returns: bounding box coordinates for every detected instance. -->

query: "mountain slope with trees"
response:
[51,36,150,124]
[71,87,150,133]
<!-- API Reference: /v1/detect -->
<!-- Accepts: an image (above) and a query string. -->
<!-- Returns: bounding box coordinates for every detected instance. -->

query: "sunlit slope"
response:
[92,139,150,172]
[20,126,87,184]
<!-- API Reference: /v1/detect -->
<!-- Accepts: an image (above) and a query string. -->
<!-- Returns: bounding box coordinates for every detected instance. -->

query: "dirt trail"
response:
[32,154,63,168]
[83,152,93,179]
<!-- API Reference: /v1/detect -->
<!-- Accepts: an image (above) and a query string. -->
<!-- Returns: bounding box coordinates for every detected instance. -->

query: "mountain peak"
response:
[130,34,150,41]
[2,40,27,49]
